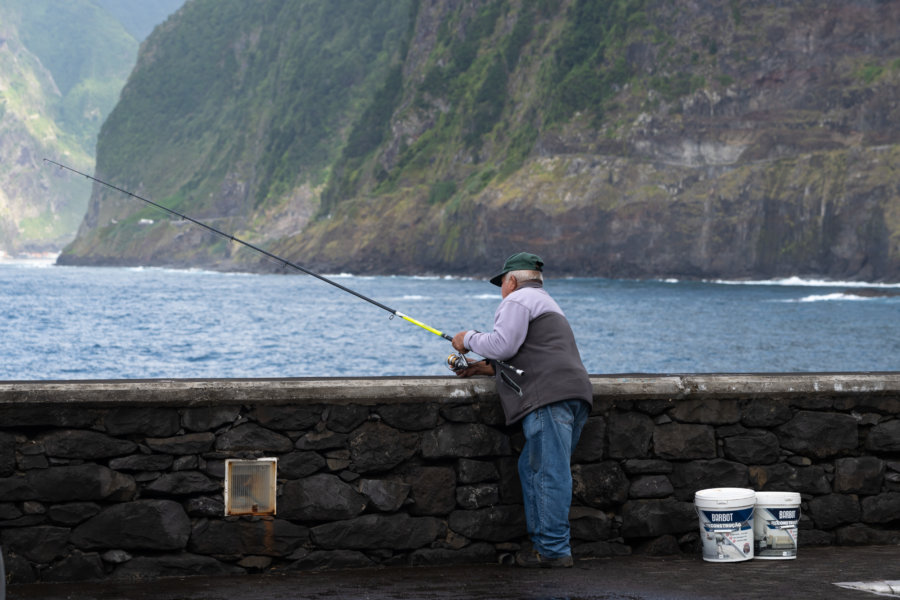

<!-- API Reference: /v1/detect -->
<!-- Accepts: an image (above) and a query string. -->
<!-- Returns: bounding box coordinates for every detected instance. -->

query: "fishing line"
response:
[44,159,523,375]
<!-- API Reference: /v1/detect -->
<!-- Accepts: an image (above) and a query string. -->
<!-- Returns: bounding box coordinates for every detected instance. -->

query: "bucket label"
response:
[754,506,799,559]
[698,507,754,562]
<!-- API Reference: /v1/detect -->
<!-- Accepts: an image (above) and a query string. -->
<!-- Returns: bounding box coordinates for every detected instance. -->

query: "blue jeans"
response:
[518,398,590,558]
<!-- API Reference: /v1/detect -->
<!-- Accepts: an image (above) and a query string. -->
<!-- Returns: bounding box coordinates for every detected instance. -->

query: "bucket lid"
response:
[694,487,756,504]
[755,491,801,504]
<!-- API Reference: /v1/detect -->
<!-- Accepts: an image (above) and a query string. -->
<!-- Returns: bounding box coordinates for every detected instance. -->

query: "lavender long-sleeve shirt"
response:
[462,281,565,361]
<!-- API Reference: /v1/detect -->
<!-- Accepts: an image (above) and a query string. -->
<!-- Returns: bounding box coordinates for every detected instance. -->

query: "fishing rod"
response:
[44,159,523,375]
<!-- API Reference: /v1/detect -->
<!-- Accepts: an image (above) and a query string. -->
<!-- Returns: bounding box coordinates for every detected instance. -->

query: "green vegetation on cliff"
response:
[63,0,900,281]
[96,0,415,210]
[0,0,182,254]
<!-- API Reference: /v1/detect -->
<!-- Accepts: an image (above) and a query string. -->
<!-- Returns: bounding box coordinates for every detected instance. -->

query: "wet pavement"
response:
[7,545,900,600]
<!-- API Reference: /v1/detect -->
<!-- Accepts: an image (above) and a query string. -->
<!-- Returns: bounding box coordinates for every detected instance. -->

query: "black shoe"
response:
[514,549,574,568]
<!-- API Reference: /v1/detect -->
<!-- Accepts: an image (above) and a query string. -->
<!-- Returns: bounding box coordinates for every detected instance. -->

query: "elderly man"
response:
[452,251,593,568]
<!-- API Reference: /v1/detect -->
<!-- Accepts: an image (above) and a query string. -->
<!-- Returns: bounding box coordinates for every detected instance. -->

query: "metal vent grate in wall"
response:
[224,458,277,516]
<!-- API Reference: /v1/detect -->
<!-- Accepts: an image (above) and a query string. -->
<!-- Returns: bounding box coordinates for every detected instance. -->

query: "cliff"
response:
[0,0,183,256]
[60,0,900,281]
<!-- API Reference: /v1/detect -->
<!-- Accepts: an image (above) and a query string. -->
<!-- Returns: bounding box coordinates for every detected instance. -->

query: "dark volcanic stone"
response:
[37,430,137,459]
[325,405,370,433]
[377,403,441,430]
[113,553,242,580]
[28,464,135,502]
[184,495,225,517]
[496,457,523,504]
[653,424,716,460]
[146,432,215,455]
[280,474,367,521]
[620,499,697,538]
[723,430,781,464]
[448,506,526,542]
[456,458,499,484]
[47,502,102,526]
[636,534,682,556]
[628,475,674,499]
[0,432,15,477]
[43,550,105,582]
[409,542,497,566]
[183,406,241,432]
[573,462,630,508]
[108,454,175,472]
[189,519,308,556]
[808,494,860,529]
[0,502,21,520]
[143,471,220,496]
[775,411,857,458]
[71,499,191,550]
[670,399,740,424]
[622,459,673,475]
[402,466,456,516]
[749,463,831,495]
[348,422,419,473]
[835,524,900,545]
[253,405,322,431]
[278,451,326,479]
[572,416,606,462]
[867,420,900,452]
[608,412,653,458]
[294,429,348,451]
[741,399,793,427]
[421,423,510,458]
[834,457,884,494]
[358,478,411,512]
[2,550,35,584]
[570,507,612,541]
[860,493,900,524]
[2,525,70,562]
[456,483,500,509]
[215,424,293,453]
[670,460,749,501]
[104,407,180,436]
[0,406,99,428]
[311,513,443,550]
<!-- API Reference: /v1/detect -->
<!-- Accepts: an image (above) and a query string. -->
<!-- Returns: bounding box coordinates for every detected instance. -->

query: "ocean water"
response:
[1,257,898,380]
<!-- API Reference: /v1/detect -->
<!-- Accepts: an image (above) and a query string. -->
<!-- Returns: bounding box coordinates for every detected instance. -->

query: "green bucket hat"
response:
[489,252,544,286]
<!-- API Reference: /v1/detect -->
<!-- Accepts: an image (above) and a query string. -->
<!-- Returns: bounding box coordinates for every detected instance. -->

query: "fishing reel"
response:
[446,352,470,373]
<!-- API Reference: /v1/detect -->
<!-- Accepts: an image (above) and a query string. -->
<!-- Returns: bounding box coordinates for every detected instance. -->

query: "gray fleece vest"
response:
[493,311,593,425]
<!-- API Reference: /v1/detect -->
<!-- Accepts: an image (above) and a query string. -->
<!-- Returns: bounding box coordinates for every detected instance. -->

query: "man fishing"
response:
[451,252,593,568]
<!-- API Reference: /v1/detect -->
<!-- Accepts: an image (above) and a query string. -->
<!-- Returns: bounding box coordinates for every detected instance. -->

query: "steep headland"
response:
[60,0,900,282]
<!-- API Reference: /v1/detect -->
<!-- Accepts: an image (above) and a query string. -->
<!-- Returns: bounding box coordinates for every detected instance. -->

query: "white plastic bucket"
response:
[695,487,756,562]
[754,491,801,560]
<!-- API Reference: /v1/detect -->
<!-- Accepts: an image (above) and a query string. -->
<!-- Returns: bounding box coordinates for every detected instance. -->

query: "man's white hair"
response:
[505,269,543,283]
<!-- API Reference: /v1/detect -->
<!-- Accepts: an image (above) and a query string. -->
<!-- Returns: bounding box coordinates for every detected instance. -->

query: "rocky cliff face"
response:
[62,0,900,281]
[282,0,900,281]
[0,0,182,256]
[0,14,94,254]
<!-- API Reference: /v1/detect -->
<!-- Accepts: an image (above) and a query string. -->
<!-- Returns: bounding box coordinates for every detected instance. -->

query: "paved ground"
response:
[7,545,900,600]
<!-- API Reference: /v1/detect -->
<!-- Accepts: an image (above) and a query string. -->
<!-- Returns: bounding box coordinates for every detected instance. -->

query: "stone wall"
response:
[1,374,899,584]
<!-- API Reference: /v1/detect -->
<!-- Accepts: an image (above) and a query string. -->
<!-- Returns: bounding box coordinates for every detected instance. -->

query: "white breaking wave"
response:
[711,276,900,288]
[126,265,251,277]
[0,252,59,267]
[323,273,376,280]
[783,293,873,303]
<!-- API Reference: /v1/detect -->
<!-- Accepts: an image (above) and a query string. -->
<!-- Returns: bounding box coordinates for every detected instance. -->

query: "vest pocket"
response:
[500,371,523,397]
